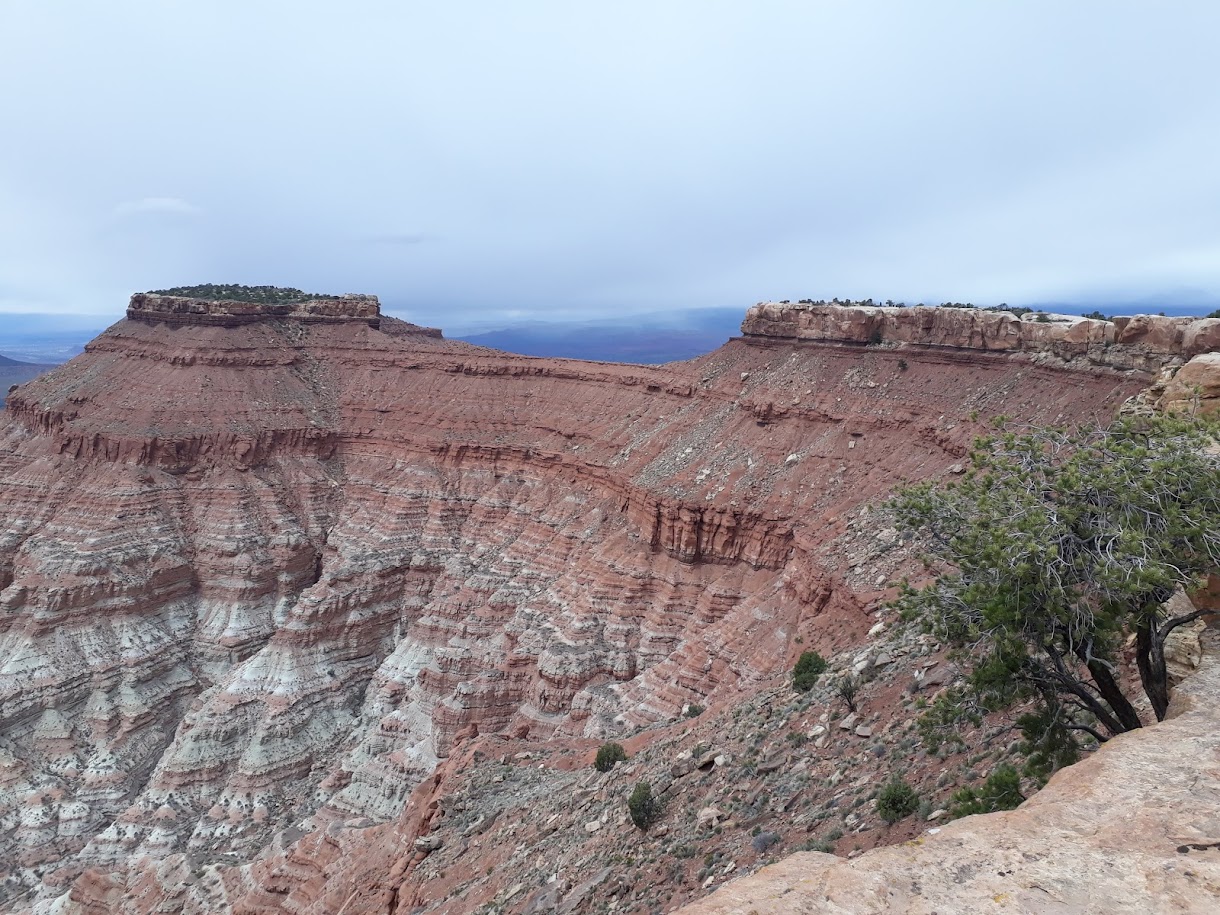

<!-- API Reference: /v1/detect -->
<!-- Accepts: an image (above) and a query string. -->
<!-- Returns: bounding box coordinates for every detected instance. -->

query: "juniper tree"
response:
[889,414,1220,761]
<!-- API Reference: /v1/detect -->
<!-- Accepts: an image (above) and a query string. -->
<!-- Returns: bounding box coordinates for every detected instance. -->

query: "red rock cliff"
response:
[0,298,1174,912]
[742,301,1220,372]
[126,292,385,327]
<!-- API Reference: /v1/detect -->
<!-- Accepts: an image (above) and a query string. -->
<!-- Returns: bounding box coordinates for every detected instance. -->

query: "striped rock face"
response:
[0,300,1156,913]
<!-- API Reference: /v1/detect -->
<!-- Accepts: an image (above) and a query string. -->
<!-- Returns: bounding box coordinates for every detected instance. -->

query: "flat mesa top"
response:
[146,284,341,305]
[127,286,381,327]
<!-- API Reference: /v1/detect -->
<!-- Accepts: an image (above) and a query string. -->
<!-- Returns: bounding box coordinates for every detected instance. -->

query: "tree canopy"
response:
[889,414,1220,769]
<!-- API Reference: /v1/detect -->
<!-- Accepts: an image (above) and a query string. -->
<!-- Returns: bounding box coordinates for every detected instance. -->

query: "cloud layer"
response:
[2,1,1218,331]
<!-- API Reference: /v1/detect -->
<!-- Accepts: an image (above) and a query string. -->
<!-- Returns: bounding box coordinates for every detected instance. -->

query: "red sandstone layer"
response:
[742,301,1220,372]
[0,303,1164,912]
[126,293,386,328]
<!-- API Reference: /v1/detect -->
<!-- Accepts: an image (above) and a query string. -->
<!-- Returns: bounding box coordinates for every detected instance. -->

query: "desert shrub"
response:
[792,651,828,693]
[595,741,627,772]
[949,764,1024,818]
[876,778,920,824]
[685,703,704,718]
[627,781,662,831]
[752,831,781,853]
[836,675,859,711]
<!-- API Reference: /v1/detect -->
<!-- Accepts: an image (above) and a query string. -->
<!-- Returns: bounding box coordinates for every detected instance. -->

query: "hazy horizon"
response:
[2,297,1216,368]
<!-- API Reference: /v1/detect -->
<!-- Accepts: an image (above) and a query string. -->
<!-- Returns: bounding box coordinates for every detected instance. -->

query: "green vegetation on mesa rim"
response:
[146,284,336,304]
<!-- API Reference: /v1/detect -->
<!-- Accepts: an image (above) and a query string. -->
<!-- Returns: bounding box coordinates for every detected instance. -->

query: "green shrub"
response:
[876,778,919,824]
[949,764,1024,818]
[685,703,704,719]
[627,781,662,831]
[594,741,627,772]
[792,651,828,693]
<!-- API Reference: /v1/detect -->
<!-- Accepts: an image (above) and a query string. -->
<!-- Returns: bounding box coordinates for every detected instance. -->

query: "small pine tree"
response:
[876,778,919,824]
[594,742,627,772]
[792,651,828,692]
[889,414,1220,754]
[949,764,1024,818]
[627,781,662,830]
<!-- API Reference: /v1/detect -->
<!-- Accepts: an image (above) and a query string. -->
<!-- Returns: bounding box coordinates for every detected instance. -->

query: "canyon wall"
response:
[0,297,1205,913]
[126,293,385,327]
[742,301,1220,372]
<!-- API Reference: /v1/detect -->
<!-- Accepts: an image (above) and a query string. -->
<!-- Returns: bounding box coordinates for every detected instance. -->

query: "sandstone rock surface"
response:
[126,292,385,327]
[1160,352,1220,416]
[742,302,1219,372]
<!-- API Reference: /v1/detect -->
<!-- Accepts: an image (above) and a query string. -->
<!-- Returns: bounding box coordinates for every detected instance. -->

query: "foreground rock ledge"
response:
[677,627,1220,915]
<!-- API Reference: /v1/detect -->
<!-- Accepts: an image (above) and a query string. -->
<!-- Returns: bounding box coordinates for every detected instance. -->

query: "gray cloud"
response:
[1,1,1218,332]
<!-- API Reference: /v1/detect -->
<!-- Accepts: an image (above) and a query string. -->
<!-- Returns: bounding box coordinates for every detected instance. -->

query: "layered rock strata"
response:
[0,297,1198,912]
[742,301,1220,372]
[126,292,384,327]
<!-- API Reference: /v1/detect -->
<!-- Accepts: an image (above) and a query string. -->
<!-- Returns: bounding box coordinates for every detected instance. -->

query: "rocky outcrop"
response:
[126,292,384,327]
[0,297,1157,912]
[1160,352,1220,416]
[677,626,1220,915]
[742,302,1220,373]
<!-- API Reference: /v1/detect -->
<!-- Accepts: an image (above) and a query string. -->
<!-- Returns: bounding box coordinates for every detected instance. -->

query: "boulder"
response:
[1160,352,1220,416]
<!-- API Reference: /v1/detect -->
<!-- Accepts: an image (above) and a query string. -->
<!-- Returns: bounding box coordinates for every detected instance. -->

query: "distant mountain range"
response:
[0,300,1216,373]
[453,301,1220,364]
[454,308,746,364]
[0,354,55,405]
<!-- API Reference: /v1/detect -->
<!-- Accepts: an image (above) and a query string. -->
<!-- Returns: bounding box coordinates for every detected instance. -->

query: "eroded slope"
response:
[0,298,1155,911]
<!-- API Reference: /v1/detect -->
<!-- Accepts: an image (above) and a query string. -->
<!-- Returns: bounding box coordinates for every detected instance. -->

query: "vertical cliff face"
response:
[741,300,1220,371]
[0,297,1173,912]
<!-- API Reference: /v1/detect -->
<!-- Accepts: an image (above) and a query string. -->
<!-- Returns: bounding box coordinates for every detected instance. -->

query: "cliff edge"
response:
[126,291,384,327]
[742,301,1220,374]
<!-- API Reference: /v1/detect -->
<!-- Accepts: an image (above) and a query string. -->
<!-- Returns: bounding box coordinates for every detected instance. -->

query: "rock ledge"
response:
[127,292,382,327]
[742,302,1220,373]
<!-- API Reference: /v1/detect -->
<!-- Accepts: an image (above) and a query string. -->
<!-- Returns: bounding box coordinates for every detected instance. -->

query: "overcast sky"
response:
[2,1,1218,332]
